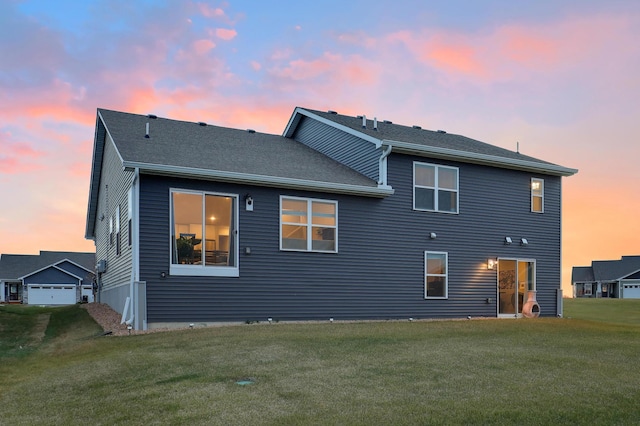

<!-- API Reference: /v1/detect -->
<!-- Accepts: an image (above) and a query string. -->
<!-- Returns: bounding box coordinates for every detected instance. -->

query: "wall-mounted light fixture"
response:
[245,194,253,211]
[504,237,512,245]
[487,258,497,270]
[429,232,437,239]
[520,238,528,246]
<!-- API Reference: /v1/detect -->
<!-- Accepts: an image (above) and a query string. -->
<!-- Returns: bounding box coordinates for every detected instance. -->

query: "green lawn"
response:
[1,300,638,425]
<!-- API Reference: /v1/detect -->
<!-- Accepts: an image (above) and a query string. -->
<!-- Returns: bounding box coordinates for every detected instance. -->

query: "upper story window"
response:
[280,196,337,253]
[170,189,238,277]
[531,178,544,213]
[425,251,448,299]
[414,162,459,213]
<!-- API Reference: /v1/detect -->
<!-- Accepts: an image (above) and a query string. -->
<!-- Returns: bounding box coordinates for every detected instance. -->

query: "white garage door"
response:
[28,284,76,305]
[623,284,640,299]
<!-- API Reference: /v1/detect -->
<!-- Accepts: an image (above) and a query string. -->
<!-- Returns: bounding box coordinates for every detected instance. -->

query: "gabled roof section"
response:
[285,108,578,177]
[0,251,95,280]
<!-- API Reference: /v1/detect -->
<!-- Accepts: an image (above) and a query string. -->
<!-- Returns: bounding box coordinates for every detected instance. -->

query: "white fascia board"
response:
[124,161,395,198]
[284,107,382,148]
[385,140,578,177]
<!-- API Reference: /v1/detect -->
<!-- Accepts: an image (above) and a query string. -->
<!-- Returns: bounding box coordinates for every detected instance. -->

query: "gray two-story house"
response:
[85,107,577,330]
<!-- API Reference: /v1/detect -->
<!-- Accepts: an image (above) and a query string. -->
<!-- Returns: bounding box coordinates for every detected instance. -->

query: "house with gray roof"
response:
[571,256,640,298]
[85,107,577,330]
[0,251,95,304]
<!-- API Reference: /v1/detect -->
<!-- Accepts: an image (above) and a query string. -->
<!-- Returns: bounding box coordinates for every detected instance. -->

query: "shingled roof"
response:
[0,251,95,280]
[285,108,578,177]
[98,109,382,190]
[572,256,640,283]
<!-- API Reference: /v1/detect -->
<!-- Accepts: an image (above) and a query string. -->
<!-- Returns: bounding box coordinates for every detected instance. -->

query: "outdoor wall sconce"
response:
[487,258,497,270]
[520,238,529,246]
[245,194,254,211]
[429,232,437,239]
[504,237,512,245]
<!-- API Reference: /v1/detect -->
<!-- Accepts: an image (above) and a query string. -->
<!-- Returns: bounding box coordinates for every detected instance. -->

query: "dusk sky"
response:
[1,0,639,296]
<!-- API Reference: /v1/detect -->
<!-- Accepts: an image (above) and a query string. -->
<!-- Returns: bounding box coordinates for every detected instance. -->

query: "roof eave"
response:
[124,161,395,198]
[385,140,578,177]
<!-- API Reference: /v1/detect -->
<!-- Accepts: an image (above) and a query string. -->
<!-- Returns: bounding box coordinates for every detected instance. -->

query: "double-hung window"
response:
[414,162,459,213]
[425,252,448,298]
[280,196,337,252]
[531,178,544,213]
[170,189,238,277]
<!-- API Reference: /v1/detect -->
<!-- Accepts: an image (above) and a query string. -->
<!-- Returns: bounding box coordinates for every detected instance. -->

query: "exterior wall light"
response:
[487,259,497,270]
[504,237,512,245]
[521,238,529,246]
[429,232,437,239]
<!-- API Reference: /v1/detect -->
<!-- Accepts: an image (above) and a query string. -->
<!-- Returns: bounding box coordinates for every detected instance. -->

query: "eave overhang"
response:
[383,140,578,177]
[123,161,395,198]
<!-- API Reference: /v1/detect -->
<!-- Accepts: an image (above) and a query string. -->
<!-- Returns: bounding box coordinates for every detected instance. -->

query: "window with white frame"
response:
[425,252,448,298]
[115,205,121,255]
[414,162,459,213]
[170,189,238,277]
[531,178,544,213]
[127,188,133,247]
[109,216,114,246]
[280,196,337,252]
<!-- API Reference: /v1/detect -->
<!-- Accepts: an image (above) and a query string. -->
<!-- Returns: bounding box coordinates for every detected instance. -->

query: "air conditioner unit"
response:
[96,260,107,273]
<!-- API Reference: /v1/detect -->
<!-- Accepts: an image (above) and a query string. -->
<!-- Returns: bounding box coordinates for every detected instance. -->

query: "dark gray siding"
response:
[94,132,135,313]
[139,153,562,324]
[24,268,78,285]
[293,116,380,181]
[57,261,94,286]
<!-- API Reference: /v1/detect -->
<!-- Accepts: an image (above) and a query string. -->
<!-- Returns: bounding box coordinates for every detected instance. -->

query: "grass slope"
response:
[0,300,638,425]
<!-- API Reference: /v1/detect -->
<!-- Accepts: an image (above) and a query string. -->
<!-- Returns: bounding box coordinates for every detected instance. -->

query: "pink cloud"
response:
[215,28,237,40]
[198,3,225,18]
[0,131,43,175]
[250,61,262,71]
[193,39,216,54]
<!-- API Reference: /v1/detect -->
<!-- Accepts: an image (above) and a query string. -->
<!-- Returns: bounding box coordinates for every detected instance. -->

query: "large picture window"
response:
[531,178,544,213]
[414,162,458,213]
[425,252,448,299]
[170,190,238,277]
[280,196,337,252]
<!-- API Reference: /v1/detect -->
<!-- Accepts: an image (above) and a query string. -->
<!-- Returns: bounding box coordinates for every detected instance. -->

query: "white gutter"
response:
[385,139,578,177]
[123,161,394,198]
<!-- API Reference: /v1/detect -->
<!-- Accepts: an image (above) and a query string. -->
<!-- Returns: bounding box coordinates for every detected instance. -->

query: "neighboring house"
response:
[572,256,640,298]
[0,251,96,305]
[85,107,577,330]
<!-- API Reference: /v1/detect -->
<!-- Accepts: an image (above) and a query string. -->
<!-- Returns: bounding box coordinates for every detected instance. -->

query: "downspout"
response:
[377,144,392,188]
[123,168,139,326]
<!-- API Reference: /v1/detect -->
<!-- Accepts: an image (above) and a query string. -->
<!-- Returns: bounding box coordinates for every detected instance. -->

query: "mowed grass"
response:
[0,300,638,425]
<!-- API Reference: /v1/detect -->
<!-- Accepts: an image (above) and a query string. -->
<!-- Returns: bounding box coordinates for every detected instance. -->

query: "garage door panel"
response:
[623,285,640,299]
[28,285,76,305]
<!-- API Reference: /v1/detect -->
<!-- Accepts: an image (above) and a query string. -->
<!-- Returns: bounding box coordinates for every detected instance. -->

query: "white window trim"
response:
[413,161,459,214]
[169,188,239,277]
[115,205,121,255]
[531,178,544,213]
[280,195,338,253]
[424,251,448,299]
